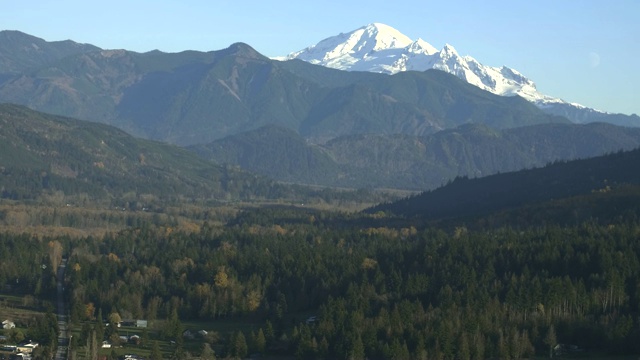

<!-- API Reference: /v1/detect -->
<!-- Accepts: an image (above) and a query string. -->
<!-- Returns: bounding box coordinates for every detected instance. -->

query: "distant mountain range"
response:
[1,30,640,192]
[0,30,568,146]
[191,122,640,190]
[0,104,407,208]
[283,23,640,127]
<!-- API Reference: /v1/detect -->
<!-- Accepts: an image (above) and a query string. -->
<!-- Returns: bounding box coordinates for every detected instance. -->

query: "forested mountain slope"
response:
[0,33,566,145]
[193,122,640,190]
[369,146,640,220]
[0,104,295,204]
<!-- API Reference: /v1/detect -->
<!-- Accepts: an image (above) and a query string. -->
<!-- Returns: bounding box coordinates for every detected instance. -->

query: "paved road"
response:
[55,258,68,360]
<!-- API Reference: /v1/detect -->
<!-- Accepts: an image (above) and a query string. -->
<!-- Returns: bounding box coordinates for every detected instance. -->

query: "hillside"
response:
[193,122,640,190]
[190,125,342,185]
[0,104,294,205]
[0,32,567,146]
[369,146,640,220]
[0,30,99,76]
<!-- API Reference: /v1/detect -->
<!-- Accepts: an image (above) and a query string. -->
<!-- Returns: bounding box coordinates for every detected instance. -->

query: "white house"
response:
[16,340,38,354]
[2,320,15,329]
[135,320,148,328]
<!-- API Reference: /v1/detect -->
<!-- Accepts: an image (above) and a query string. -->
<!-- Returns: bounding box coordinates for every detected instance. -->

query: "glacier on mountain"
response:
[281,23,624,122]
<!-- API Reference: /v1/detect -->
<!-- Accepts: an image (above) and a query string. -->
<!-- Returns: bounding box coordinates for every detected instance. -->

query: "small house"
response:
[129,335,141,345]
[16,340,38,354]
[10,353,31,360]
[2,345,17,352]
[2,320,15,329]
[135,320,148,328]
[182,330,194,340]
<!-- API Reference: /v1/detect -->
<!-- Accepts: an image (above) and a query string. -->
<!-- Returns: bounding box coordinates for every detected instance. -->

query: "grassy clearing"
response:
[66,313,306,359]
[0,293,51,328]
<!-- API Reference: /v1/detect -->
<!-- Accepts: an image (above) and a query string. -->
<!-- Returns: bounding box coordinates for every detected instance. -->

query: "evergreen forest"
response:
[4,192,640,359]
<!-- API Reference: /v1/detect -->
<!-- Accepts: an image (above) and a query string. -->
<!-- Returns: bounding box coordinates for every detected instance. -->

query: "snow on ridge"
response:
[408,39,438,55]
[363,22,413,50]
[281,23,580,110]
[285,23,416,65]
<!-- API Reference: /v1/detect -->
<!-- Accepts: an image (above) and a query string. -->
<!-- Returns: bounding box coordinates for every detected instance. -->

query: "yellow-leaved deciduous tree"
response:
[453,226,468,239]
[73,263,81,272]
[109,312,122,326]
[85,302,96,320]
[195,283,212,300]
[179,220,200,234]
[361,258,378,270]
[400,226,418,238]
[219,242,235,259]
[48,240,63,272]
[214,266,230,288]
[246,290,262,311]
[171,257,195,275]
[271,225,287,235]
[248,225,262,235]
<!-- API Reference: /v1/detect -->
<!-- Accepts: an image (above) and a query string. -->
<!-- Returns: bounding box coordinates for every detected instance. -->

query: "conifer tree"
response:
[234,330,248,359]
[255,328,266,354]
[545,324,557,358]
[88,329,98,360]
[348,334,364,360]
[150,340,162,360]
[201,343,215,360]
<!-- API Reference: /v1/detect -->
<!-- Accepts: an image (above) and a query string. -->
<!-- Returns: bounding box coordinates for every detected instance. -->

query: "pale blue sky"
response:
[2,0,638,115]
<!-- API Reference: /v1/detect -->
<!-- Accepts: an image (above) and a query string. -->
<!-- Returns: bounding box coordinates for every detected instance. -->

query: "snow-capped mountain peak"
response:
[282,23,583,112]
[440,43,458,56]
[279,23,640,126]
[408,38,438,55]
[285,23,417,69]
[361,22,413,51]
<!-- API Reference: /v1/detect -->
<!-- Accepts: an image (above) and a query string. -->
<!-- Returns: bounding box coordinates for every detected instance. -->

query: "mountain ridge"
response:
[0,30,100,76]
[0,104,404,207]
[3,29,640,193]
[0,35,567,145]
[283,23,640,126]
[0,103,291,203]
[367,145,640,221]
[192,121,640,190]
